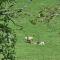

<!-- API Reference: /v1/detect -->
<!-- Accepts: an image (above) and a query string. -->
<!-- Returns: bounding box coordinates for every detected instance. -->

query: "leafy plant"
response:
[0,0,21,60]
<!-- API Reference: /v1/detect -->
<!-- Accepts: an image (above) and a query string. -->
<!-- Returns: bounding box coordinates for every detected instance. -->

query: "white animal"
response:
[25,36,33,43]
[39,41,45,45]
[25,36,33,40]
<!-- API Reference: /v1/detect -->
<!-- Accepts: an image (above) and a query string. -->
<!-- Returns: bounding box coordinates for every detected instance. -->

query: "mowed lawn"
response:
[13,0,60,60]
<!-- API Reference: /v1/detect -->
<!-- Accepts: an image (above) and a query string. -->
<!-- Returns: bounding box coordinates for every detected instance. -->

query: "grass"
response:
[14,0,60,60]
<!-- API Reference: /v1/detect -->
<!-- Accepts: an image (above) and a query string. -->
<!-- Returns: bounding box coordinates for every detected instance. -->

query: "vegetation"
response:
[0,0,60,60]
[0,0,21,60]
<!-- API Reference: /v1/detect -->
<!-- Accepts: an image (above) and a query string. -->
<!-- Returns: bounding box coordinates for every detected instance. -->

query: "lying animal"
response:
[32,41,45,45]
[38,41,45,45]
[25,36,33,43]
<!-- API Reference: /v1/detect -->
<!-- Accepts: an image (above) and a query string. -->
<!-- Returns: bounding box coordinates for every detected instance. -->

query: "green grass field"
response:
[0,0,60,60]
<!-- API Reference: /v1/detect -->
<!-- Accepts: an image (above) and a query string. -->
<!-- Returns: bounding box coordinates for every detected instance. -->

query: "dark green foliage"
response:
[0,0,15,4]
[0,27,16,60]
[30,6,60,25]
[29,19,37,25]
[0,0,17,60]
[38,6,59,23]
